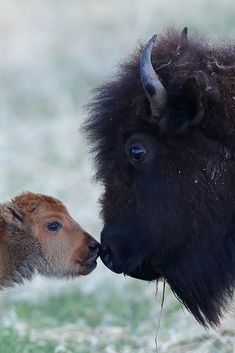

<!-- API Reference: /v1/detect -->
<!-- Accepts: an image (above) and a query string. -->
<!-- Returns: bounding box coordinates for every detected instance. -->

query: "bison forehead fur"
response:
[83,28,235,327]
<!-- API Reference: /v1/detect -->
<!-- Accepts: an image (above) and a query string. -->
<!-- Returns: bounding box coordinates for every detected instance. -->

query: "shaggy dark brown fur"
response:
[84,28,235,327]
[0,191,99,288]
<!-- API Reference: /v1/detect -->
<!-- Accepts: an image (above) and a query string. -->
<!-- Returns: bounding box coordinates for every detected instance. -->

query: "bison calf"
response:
[0,191,99,287]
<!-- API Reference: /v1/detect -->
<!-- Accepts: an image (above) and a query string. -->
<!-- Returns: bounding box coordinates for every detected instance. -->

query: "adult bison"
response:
[84,27,235,327]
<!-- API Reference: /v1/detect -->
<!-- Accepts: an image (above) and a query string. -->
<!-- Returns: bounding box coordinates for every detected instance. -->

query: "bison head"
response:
[84,28,235,327]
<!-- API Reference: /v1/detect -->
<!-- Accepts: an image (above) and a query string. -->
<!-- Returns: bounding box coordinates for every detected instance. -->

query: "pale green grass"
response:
[1,279,235,353]
[0,1,235,352]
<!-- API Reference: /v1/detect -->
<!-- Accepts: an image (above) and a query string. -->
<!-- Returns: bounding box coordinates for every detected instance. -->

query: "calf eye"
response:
[129,145,146,162]
[46,221,62,232]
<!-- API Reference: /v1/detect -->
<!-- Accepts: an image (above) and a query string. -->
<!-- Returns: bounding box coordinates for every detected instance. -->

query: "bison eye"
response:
[129,145,146,162]
[46,221,62,232]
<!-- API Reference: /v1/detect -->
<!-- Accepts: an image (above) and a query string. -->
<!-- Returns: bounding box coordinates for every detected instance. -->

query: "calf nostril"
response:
[89,242,100,252]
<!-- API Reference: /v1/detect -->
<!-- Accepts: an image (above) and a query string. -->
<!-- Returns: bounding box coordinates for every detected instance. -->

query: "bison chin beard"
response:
[163,238,235,328]
[123,241,235,327]
[101,232,235,327]
[100,221,235,327]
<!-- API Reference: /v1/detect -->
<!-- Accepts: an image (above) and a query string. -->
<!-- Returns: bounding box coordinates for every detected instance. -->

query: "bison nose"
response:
[100,245,122,274]
[100,245,111,264]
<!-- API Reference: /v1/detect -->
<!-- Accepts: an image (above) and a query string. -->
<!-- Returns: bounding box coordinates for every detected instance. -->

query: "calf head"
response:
[2,191,99,284]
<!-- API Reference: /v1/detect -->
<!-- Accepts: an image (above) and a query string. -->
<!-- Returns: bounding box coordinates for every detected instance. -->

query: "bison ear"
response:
[180,76,205,127]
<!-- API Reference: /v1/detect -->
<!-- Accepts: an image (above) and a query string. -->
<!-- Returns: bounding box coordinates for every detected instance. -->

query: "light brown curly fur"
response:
[0,191,99,288]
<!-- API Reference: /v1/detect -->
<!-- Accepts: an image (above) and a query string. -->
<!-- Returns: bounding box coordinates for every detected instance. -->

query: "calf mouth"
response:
[77,253,99,275]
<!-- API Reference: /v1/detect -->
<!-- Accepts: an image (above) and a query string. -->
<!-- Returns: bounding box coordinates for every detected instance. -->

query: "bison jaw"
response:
[100,224,161,281]
[100,246,159,281]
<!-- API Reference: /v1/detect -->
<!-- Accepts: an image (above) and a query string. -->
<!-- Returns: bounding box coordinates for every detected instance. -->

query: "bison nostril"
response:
[100,245,109,256]
[100,246,112,262]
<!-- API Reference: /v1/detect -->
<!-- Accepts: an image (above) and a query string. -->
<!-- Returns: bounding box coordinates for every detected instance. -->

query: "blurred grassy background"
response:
[0,1,235,352]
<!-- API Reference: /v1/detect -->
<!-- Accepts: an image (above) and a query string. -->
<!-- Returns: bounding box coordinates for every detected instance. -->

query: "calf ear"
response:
[4,205,24,226]
[180,76,205,126]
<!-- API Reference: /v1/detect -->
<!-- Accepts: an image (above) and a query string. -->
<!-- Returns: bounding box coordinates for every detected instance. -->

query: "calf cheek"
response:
[39,238,72,276]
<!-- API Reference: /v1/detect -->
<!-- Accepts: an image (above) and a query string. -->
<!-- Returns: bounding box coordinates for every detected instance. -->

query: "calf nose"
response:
[89,240,100,254]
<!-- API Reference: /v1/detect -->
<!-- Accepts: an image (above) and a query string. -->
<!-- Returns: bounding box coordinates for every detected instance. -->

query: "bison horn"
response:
[140,35,167,120]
